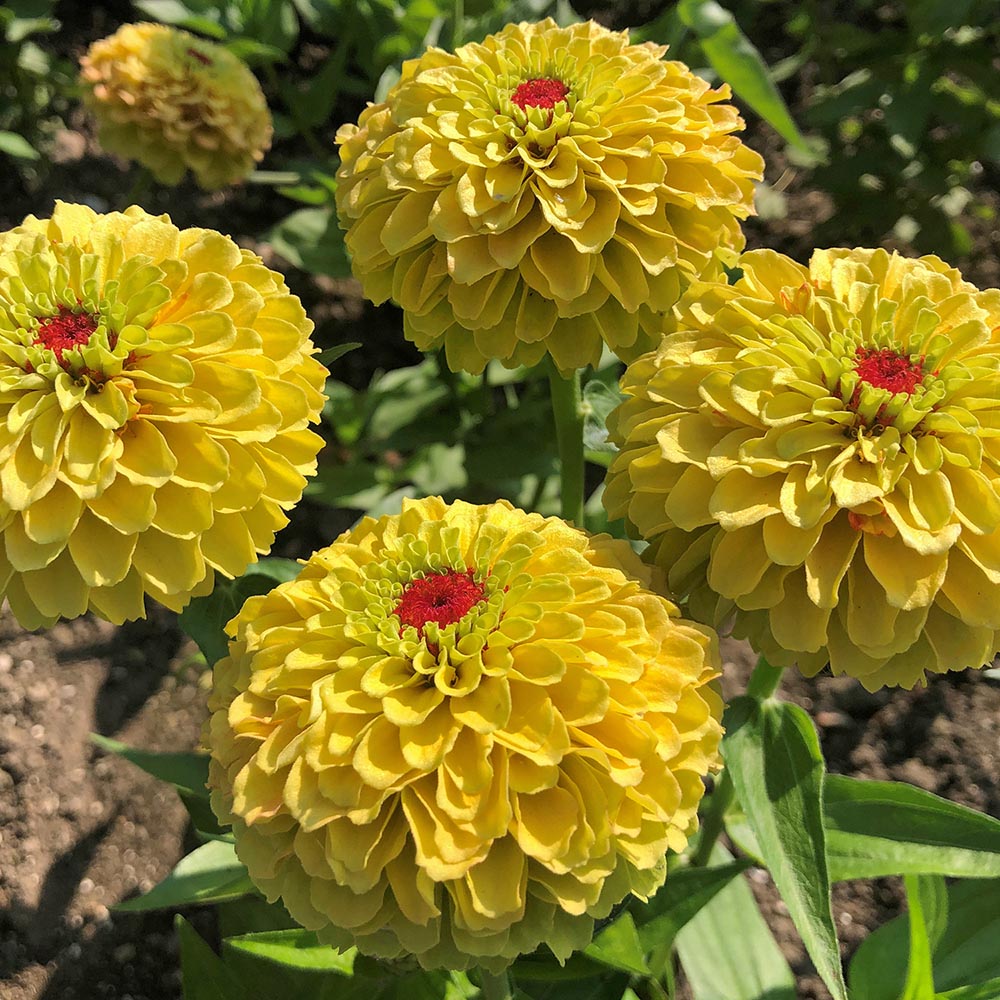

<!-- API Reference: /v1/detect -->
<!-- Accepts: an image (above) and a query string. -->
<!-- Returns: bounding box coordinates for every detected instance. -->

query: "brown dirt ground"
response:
[1,614,997,1000]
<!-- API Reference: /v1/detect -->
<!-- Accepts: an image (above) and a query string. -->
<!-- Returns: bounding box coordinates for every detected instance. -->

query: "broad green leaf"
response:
[676,0,811,153]
[90,733,209,798]
[584,912,649,975]
[267,207,351,278]
[675,844,796,1000]
[849,878,1000,1000]
[177,916,254,1000]
[224,929,356,973]
[178,558,301,666]
[0,130,39,160]
[824,775,1000,881]
[117,839,255,912]
[722,697,847,1000]
[902,875,947,1000]
[633,860,752,978]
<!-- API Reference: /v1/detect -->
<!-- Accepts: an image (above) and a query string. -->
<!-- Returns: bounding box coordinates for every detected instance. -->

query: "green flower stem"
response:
[548,366,586,526]
[691,654,784,867]
[478,968,512,1000]
[746,654,785,701]
[453,0,465,47]
[690,768,734,868]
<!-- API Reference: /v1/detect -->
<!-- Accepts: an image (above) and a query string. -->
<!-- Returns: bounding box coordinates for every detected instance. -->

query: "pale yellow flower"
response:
[0,202,327,628]
[336,18,762,375]
[80,22,272,189]
[606,248,1000,689]
[207,497,723,969]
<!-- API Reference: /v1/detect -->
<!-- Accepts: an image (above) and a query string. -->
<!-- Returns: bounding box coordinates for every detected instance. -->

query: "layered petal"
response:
[206,497,723,969]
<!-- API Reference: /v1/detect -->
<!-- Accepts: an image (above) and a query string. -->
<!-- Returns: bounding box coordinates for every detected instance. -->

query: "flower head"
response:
[207,497,722,969]
[80,22,273,190]
[605,248,1000,689]
[335,18,762,375]
[0,202,327,628]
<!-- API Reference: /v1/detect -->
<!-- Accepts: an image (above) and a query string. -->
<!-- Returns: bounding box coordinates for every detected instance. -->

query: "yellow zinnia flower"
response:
[0,202,327,629]
[207,497,722,970]
[605,247,1000,690]
[80,22,273,190]
[335,18,762,375]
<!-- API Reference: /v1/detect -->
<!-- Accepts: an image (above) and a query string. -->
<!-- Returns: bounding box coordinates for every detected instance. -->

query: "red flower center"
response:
[34,306,98,363]
[395,569,486,632]
[854,347,924,396]
[511,78,569,110]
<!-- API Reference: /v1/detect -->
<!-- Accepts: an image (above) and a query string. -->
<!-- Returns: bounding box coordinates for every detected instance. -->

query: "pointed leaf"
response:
[317,342,361,367]
[824,775,1000,881]
[676,0,811,153]
[90,733,209,797]
[116,840,255,912]
[585,912,649,975]
[225,929,356,973]
[722,697,847,1000]
[634,860,752,977]
[177,916,257,1000]
[675,844,796,1000]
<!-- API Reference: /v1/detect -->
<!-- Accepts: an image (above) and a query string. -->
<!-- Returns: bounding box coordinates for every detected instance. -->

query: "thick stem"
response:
[452,0,465,47]
[477,968,512,1000]
[691,654,784,867]
[548,366,585,526]
[746,654,784,701]
[690,768,733,868]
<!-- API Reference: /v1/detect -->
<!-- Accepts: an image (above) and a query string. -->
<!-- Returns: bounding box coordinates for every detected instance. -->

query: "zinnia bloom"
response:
[80,22,273,190]
[0,202,327,628]
[335,18,762,375]
[605,247,1000,690]
[207,497,722,970]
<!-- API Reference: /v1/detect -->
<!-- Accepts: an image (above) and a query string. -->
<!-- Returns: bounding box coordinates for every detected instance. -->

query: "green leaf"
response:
[849,878,1000,1000]
[177,916,254,1000]
[225,929,356,973]
[722,697,847,1000]
[317,342,361,367]
[584,912,649,975]
[823,774,1000,881]
[117,839,255,912]
[178,558,301,666]
[675,844,795,1000]
[676,0,811,153]
[267,207,351,278]
[0,130,39,160]
[935,978,1000,1000]
[89,733,209,798]
[902,875,947,1000]
[633,860,752,978]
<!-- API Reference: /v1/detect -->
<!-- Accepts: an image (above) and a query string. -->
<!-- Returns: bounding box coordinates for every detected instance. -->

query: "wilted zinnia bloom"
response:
[207,497,722,969]
[335,18,762,375]
[605,248,1000,690]
[0,202,327,628]
[80,22,272,190]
